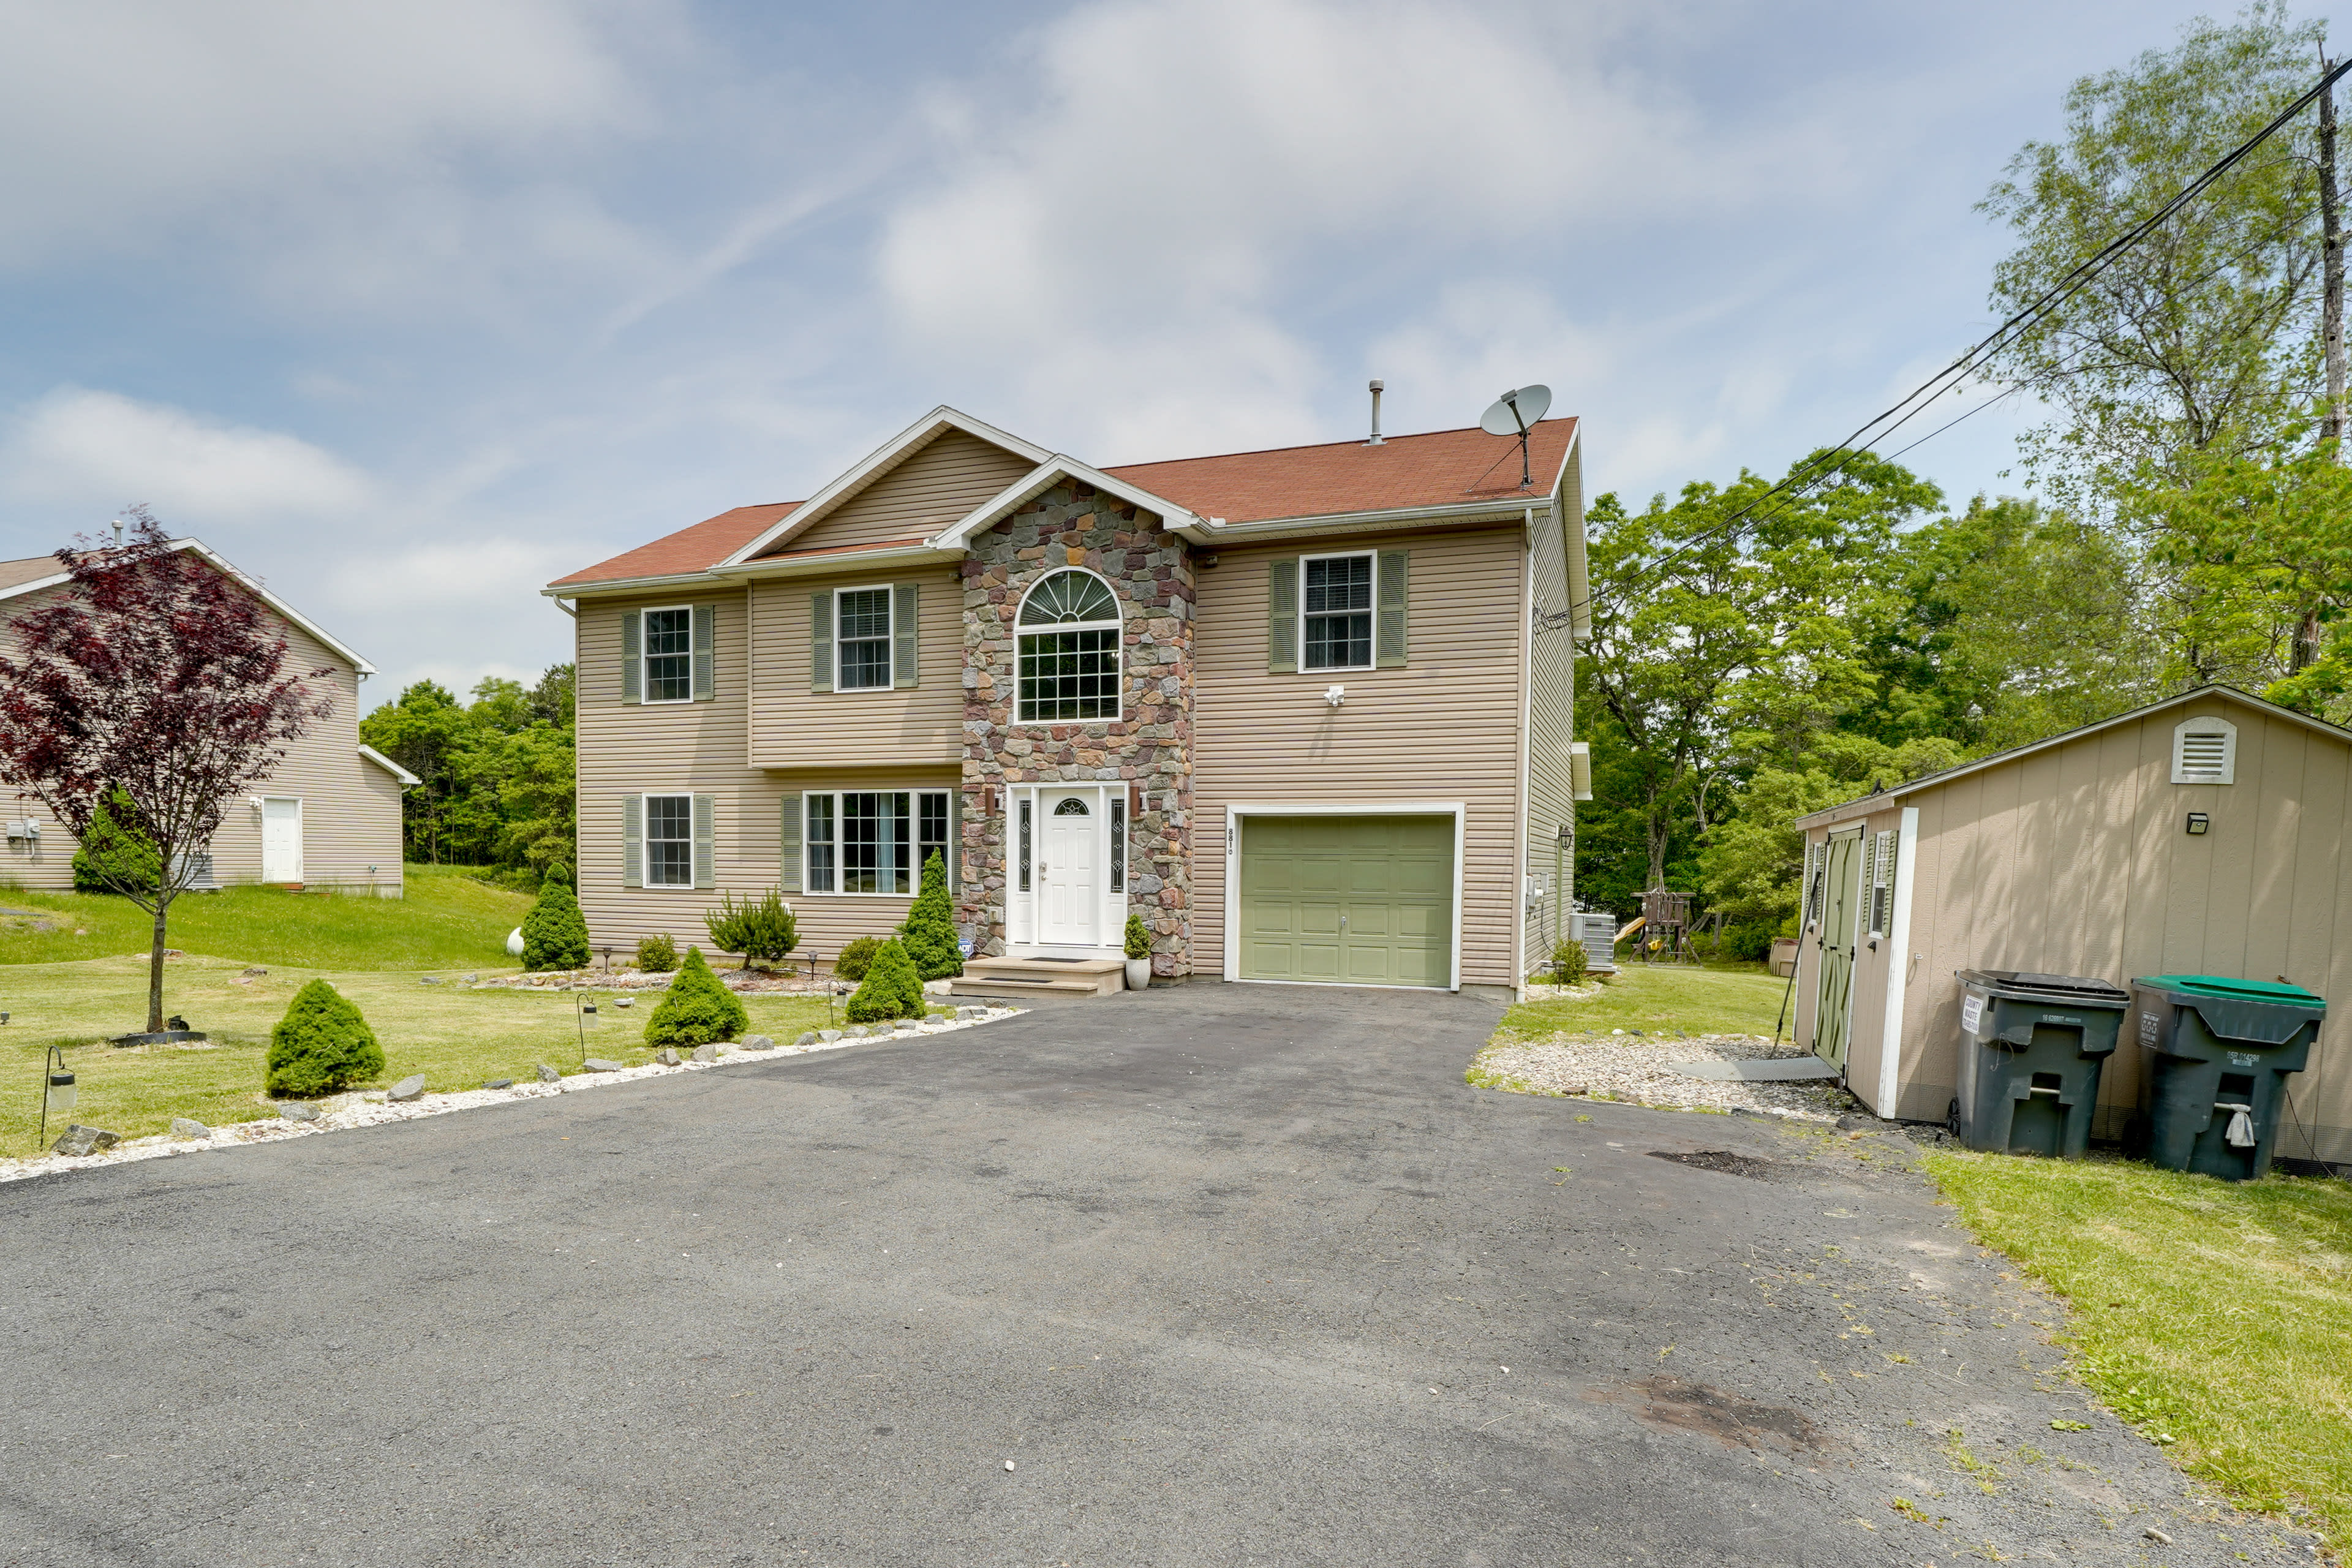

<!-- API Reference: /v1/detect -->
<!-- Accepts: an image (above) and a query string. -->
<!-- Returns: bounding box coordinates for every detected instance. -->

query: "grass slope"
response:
[1929,1150,2352,1544]
[1498,961,1792,1041]
[1,954,836,1155]
[0,865,529,971]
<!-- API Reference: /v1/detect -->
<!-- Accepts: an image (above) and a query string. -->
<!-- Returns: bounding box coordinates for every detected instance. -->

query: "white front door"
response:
[1038,792,1099,945]
[262,797,303,883]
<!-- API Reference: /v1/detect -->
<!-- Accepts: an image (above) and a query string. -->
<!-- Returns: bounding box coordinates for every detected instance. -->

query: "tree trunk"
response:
[1646,786,1670,892]
[147,901,169,1033]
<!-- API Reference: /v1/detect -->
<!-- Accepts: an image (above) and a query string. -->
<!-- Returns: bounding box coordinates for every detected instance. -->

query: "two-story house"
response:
[0,538,418,895]
[545,407,1589,1000]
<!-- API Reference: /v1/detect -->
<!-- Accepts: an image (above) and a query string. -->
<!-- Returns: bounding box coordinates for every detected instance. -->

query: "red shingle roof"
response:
[546,417,1576,589]
[1103,418,1576,524]
[550,502,799,588]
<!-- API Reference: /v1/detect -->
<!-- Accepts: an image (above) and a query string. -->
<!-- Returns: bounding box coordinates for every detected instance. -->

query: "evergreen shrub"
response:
[643,948,748,1046]
[845,938,925,1023]
[266,979,385,1097]
[636,933,677,972]
[896,851,962,980]
[706,887,799,968]
[833,935,882,982]
[1547,938,1588,987]
[72,786,161,895]
[1124,913,1152,960]
[522,862,590,971]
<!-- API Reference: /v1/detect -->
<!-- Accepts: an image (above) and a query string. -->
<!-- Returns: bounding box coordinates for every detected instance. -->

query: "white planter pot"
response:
[1125,958,1153,991]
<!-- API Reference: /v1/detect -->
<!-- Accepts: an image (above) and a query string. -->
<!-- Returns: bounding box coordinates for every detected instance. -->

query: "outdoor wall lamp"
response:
[39,1045,73,1147]
[2186,812,2211,835]
[1324,685,1346,707]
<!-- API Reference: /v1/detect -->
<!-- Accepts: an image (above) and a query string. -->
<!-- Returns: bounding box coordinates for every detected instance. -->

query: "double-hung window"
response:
[644,794,693,886]
[1017,570,1121,723]
[643,607,693,702]
[1302,554,1374,671]
[802,789,952,894]
[836,588,893,690]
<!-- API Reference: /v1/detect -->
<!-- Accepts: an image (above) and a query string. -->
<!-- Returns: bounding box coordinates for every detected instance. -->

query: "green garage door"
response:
[1238,815,1454,987]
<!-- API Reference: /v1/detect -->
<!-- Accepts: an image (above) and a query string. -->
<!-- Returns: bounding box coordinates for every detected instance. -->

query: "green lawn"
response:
[1499,960,1792,1040]
[0,864,527,971]
[1929,1150,2352,1545]
[0,953,840,1156]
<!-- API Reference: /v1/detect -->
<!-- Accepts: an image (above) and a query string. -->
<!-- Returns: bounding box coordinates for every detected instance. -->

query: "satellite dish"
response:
[1479,384,1552,437]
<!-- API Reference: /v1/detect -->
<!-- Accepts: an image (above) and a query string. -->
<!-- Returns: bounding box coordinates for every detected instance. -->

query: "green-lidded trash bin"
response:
[1951,971,2131,1158]
[2132,976,2326,1181]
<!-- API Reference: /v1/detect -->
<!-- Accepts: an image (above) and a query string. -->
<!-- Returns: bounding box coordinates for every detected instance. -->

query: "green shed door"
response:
[1238,815,1454,987]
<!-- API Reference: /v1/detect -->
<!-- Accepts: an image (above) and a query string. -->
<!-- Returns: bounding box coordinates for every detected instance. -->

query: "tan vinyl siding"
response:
[0,587,403,895]
[1797,696,2352,1161]
[1524,497,1576,976]
[1193,525,1528,990]
[771,428,1036,556]
[746,566,963,769]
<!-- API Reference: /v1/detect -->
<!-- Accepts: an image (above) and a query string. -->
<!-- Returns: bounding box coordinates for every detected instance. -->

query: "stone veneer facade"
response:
[957,483,1195,973]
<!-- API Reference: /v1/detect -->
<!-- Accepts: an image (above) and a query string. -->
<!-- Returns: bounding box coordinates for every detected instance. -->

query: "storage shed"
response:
[1790,687,2350,1163]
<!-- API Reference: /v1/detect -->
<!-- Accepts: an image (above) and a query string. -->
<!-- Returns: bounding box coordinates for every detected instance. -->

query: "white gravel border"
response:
[1471,1031,1858,1123]
[1,1005,1023,1185]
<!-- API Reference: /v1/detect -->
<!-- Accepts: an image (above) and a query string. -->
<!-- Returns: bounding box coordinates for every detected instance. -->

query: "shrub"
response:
[643,947,748,1046]
[845,938,925,1022]
[265,979,385,1097]
[1123,912,1152,960]
[1547,938,1588,987]
[834,935,882,982]
[1721,921,1776,963]
[896,851,962,980]
[636,933,677,973]
[72,786,161,895]
[521,862,590,971]
[706,887,800,969]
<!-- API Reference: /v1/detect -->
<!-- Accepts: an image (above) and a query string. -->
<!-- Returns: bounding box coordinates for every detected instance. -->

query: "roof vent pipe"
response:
[1365,379,1385,447]
[111,518,124,548]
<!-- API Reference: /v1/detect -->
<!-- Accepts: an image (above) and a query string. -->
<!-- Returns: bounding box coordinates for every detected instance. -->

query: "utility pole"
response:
[2305,49,2343,671]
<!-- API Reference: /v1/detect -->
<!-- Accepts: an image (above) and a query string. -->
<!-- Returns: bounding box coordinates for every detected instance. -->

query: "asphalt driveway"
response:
[0,982,2309,1566]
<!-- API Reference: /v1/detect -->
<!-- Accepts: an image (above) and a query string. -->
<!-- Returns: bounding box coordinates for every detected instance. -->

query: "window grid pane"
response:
[646,794,693,886]
[1017,628,1119,721]
[918,791,949,880]
[1303,557,1374,671]
[837,589,892,690]
[645,608,692,702]
[806,794,835,893]
[839,792,912,895]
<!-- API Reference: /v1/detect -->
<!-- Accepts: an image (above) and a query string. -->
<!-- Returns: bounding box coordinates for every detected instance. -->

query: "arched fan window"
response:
[1017,570,1121,722]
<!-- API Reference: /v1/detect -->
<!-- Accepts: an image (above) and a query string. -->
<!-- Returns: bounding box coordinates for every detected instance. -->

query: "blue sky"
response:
[0,0,2322,702]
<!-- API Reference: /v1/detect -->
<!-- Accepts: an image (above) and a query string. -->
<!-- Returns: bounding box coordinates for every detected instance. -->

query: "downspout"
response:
[1876,805,1921,1115]
[1513,507,1536,995]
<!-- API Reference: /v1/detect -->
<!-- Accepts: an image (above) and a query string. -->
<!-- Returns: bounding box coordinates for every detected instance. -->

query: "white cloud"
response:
[0,388,374,522]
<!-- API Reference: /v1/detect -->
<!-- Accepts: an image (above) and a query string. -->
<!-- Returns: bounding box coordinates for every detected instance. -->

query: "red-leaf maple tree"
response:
[0,510,332,1033]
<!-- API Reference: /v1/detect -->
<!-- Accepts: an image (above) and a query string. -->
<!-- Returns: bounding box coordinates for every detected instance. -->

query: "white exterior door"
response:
[262,797,303,883]
[1038,793,1099,945]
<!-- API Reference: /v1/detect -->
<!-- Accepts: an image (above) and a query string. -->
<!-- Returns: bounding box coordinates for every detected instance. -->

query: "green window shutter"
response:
[622,796,643,888]
[778,793,802,894]
[691,603,716,701]
[810,592,833,693]
[892,581,918,689]
[1376,549,1409,667]
[1267,557,1298,673]
[692,794,715,889]
[621,610,643,704]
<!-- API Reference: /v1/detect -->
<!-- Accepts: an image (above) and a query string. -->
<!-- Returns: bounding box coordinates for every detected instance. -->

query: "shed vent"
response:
[2171,716,2237,785]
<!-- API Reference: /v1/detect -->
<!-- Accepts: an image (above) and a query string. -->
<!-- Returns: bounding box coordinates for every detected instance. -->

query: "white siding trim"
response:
[1219,800,1467,992]
[1875,806,1920,1116]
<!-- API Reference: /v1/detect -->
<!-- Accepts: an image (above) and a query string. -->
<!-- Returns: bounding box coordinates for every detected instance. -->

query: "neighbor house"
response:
[1792,686,2350,1163]
[545,405,1591,999]
[0,540,417,896]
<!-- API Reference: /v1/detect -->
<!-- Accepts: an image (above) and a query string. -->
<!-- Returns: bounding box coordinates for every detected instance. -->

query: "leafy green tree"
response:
[845,937,925,1022]
[360,663,578,872]
[643,947,748,1045]
[71,786,162,895]
[897,851,962,980]
[266,980,385,1097]
[521,862,590,970]
[1698,735,1964,927]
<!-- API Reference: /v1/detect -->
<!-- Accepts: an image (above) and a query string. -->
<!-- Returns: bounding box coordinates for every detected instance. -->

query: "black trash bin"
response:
[1951,971,2132,1158]
[2132,976,2326,1181]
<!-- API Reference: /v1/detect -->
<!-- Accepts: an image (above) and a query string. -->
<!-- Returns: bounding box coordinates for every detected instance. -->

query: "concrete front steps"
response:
[947,956,1127,1001]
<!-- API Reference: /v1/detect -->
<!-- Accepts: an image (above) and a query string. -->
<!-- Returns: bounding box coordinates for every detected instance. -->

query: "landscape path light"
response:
[39,1045,74,1148]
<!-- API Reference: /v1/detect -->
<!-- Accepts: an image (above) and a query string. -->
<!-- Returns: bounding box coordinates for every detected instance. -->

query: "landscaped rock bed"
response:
[473,967,848,995]
[1,1005,1021,1184]
[1469,1030,1860,1122]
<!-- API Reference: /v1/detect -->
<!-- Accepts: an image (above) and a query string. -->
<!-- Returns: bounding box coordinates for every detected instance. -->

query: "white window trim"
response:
[1298,550,1379,674]
[1014,567,1123,726]
[1874,805,1920,1117]
[641,791,695,887]
[2171,715,2237,785]
[798,787,951,897]
[831,583,896,693]
[641,604,695,706]
[1218,801,1466,992]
